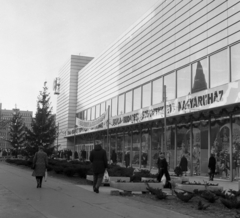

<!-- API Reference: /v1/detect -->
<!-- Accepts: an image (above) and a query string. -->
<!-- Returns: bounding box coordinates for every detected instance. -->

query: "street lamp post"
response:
[163,85,167,152]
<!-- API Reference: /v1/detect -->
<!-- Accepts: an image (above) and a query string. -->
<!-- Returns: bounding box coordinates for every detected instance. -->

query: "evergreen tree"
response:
[9,109,26,157]
[26,83,56,156]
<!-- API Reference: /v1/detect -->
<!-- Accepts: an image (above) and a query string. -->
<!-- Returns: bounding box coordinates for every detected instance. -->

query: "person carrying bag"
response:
[89,143,108,193]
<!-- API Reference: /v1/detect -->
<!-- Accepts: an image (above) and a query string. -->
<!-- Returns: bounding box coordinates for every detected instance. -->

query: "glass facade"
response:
[106,100,111,116]
[164,72,176,100]
[125,91,132,113]
[152,78,162,105]
[133,87,141,111]
[117,134,124,164]
[118,94,125,115]
[75,42,240,182]
[124,132,131,168]
[132,132,140,167]
[177,66,191,97]
[231,43,240,82]
[96,104,100,118]
[210,49,228,88]
[142,83,151,108]
[192,58,208,93]
[101,102,105,115]
[232,113,240,180]
[91,106,95,120]
[87,108,91,120]
[112,97,117,117]
[211,117,230,179]
[151,128,161,170]
[141,131,150,168]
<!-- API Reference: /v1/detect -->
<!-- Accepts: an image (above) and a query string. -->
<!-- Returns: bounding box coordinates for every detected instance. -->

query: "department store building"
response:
[56,0,240,181]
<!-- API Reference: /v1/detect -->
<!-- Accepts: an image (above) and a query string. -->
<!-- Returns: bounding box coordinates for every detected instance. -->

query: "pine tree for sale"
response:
[26,83,57,156]
[9,110,26,157]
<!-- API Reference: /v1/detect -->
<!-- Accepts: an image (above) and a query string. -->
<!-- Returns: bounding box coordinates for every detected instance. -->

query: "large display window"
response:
[117,134,124,165]
[152,78,163,105]
[142,83,151,108]
[96,104,100,118]
[112,97,117,117]
[141,130,150,168]
[124,132,131,168]
[164,72,176,100]
[151,128,161,171]
[118,94,125,115]
[125,91,132,113]
[133,87,141,111]
[132,131,140,167]
[192,58,208,93]
[211,116,230,179]
[91,106,95,120]
[231,42,240,82]
[232,113,240,180]
[177,66,191,97]
[210,49,228,88]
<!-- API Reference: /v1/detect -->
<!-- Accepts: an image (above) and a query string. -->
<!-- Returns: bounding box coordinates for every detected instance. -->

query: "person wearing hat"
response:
[32,146,48,188]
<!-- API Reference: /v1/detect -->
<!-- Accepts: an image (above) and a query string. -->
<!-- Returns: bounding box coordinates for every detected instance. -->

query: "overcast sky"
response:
[0,0,159,116]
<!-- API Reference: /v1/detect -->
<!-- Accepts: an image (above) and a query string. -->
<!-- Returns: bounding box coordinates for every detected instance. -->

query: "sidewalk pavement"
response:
[0,163,192,218]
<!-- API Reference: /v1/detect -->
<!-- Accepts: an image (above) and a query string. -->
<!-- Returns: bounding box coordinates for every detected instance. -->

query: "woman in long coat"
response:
[32,146,48,188]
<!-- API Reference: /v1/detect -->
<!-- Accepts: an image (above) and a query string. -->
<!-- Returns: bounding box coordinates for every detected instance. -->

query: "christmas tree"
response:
[9,109,26,157]
[26,82,56,156]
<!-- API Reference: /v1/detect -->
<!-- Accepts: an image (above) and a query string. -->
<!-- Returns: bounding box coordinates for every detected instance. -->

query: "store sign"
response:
[110,80,240,127]
[66,80,240,137]
[75,111,108,129]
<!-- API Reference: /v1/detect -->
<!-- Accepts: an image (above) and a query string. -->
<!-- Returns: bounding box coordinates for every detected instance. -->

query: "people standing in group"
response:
[110,149,117,165]
[157,152,171,184]
[89,143,108,193]
[179,154,188,176]
[208,153,216,181]
[32,146,48,188]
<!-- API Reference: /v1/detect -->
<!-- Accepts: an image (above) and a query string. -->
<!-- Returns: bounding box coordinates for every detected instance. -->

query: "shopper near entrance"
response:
[111,149,117,165]
[208,153,216,181]
[89,143,108,193]
[32,146,48,188]
[179,154,188,176]
[81,147,87,162]
[157,152,171,184]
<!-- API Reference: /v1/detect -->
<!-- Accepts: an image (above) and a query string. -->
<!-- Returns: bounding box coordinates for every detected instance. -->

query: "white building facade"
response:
[60,0,240,181]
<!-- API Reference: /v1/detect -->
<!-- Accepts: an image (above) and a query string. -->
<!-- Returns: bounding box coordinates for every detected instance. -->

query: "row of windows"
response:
[77,42,240,121]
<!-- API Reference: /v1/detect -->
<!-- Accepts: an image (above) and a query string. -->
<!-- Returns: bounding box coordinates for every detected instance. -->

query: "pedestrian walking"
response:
[208,153,216,181]
[32,146,48,188]
[89,143,108,193]
[157,152,171,184]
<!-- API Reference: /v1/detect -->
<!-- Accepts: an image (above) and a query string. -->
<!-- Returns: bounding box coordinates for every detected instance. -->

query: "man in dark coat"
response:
[89,143,108,193]
[157,152,171,184]
[208,153,216,181]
